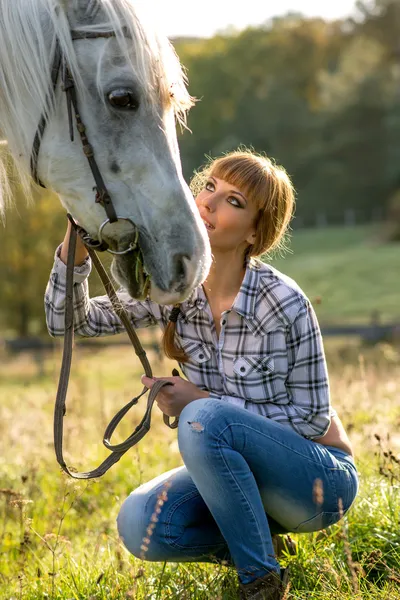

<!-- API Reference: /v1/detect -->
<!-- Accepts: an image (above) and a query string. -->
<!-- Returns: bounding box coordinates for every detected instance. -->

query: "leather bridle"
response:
[31,28,137,254]
[32,28,179,480]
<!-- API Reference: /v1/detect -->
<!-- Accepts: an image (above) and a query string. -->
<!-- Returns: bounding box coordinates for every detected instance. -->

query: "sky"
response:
[141,0,358,38]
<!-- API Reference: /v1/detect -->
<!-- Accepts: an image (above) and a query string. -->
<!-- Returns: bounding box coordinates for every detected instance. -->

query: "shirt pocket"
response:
[180,339,212,364]
[233,355,275,377]
[229,354,277,402]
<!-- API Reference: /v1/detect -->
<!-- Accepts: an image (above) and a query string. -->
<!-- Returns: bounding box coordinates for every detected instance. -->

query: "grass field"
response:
[0,224,399,598]
[268,225,400,325]
[1,337,400,599]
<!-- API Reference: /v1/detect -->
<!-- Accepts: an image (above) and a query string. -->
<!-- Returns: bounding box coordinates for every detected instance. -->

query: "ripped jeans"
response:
[117,398,359,584]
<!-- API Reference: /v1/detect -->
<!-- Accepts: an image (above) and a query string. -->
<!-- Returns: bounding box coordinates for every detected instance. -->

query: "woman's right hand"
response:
[59,219,89,266]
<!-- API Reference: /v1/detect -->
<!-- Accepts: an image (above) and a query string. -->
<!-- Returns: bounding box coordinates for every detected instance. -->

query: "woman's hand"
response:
[60,219,89,266]
[314,414,354,456]
[141,374,209,417]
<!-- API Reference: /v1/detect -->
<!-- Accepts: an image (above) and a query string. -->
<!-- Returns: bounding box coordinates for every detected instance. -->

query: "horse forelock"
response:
[72,1,194,122]
[0,0,193,211]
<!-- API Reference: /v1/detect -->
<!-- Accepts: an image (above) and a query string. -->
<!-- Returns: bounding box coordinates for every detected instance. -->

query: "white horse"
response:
[0,0,211,304]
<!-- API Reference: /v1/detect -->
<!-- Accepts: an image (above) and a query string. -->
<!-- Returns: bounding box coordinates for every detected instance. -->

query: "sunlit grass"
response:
[268,225,400,325]
[1,339,400,599]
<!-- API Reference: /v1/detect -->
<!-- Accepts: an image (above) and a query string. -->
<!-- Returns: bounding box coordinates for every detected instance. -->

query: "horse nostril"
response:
[173,254,189,281]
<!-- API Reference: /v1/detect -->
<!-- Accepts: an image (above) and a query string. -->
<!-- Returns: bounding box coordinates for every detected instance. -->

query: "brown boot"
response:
[238,567,289,600]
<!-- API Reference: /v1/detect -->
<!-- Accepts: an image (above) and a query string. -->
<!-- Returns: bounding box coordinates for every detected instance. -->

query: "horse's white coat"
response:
[0,0,211,303]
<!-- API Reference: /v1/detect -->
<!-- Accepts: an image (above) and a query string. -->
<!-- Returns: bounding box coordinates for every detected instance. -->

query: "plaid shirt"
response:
[45,246,332,439]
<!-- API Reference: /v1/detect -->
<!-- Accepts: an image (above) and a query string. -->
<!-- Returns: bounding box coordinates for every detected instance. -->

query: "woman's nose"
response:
[202,193,217,212]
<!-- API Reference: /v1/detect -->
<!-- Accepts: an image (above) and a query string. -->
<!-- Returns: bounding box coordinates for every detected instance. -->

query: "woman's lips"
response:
[202,218,215,230]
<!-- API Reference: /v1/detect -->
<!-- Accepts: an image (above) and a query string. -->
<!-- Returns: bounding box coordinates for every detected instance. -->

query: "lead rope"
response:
[53,218,179,479]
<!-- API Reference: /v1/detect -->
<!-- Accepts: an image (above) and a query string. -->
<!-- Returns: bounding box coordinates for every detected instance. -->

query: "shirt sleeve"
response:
[44,245,157,337]
[283,299,331,439]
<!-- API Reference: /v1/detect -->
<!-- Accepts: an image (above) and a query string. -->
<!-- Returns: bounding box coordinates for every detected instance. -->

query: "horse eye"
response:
[108,89,139,110]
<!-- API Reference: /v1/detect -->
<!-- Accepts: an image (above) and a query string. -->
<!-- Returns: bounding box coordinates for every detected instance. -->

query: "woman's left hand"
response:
[141,374,210,417]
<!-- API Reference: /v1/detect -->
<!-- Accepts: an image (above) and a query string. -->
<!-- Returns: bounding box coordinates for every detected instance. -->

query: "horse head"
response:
[0,0,211,304]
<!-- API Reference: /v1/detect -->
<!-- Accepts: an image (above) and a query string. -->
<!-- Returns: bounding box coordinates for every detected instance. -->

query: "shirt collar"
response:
[181,258,262,323]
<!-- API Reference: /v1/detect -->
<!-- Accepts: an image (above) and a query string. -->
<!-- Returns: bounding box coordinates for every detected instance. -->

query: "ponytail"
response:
[161,305,189,363]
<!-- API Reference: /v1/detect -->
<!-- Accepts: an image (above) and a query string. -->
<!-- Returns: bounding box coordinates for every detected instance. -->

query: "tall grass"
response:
[0,339,399,599]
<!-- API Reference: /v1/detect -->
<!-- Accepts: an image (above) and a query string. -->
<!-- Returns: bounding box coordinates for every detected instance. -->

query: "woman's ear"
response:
[246,231,257,246]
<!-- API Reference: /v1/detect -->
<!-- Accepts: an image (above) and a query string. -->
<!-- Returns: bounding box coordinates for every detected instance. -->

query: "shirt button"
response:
[222,319,226,325]
[198,353,205,359]
[263,366,269,371]
[240,366,246,373]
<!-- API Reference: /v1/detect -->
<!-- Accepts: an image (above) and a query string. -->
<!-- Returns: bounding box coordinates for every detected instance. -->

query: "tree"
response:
[0,182,66,336]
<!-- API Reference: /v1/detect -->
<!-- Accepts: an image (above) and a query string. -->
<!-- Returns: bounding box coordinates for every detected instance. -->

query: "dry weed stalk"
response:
[3,490,33,544]
[374,433,400,485]
[140,479,172,561]
[8,493,33,560]
[364,548,400,585]
[337,498,361,597]
[121,479,173,599]
[282,580,291,600]
[135,445,144,487]
[322,558,341,588]
[0,488,23,546]
[0,489,33,598]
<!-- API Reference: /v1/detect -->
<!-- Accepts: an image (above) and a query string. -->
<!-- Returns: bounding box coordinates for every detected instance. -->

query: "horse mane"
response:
[0,0,194,214]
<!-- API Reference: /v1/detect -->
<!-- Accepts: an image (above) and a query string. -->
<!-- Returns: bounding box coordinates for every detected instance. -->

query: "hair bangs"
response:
[212,158,260,205]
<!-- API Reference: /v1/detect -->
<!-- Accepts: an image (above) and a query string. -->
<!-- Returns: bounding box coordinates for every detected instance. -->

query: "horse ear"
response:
[67,0,105,28]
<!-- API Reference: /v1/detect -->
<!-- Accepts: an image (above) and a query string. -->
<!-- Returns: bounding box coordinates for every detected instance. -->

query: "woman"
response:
[45,150,358,600]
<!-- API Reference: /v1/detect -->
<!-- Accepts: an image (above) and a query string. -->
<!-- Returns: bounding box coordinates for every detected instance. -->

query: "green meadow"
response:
[0,224,399,599]
[269,225,400,325]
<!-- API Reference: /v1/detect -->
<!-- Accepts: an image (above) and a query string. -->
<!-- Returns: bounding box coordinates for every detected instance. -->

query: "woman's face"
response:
[195,176,257,255]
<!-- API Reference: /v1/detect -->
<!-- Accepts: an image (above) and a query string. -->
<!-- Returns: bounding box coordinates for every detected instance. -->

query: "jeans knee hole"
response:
[188,421,204,432]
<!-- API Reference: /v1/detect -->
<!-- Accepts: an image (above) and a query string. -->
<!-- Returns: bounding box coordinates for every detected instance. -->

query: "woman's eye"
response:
[108,89,139,110]
[228,196,242,208]
[205,181,215,192]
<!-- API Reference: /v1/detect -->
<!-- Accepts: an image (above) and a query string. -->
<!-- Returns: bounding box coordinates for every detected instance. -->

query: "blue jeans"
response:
[117,398,359,584]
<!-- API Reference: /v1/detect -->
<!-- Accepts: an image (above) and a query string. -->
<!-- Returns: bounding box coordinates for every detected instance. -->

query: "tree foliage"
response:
[175,0,400,225]
[0,0,399,334]
[0,160,65,335]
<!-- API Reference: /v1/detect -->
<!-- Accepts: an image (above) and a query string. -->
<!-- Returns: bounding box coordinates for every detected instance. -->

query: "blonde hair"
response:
[162,147,296,363]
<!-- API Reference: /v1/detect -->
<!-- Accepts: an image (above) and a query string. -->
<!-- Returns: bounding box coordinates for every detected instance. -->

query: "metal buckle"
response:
[98,217,139,255]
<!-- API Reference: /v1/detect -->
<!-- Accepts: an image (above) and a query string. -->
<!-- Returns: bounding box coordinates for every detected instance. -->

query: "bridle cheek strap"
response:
[31,33,118,224]
[62,63,118,223]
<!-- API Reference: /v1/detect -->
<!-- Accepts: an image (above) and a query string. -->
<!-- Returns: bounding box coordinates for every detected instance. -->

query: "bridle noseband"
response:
[31,28,136,255]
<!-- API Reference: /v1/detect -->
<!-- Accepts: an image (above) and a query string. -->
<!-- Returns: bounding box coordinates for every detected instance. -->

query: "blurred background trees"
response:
[0,179,65,336]
[175,0,400,227]
[0,0,399,335]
